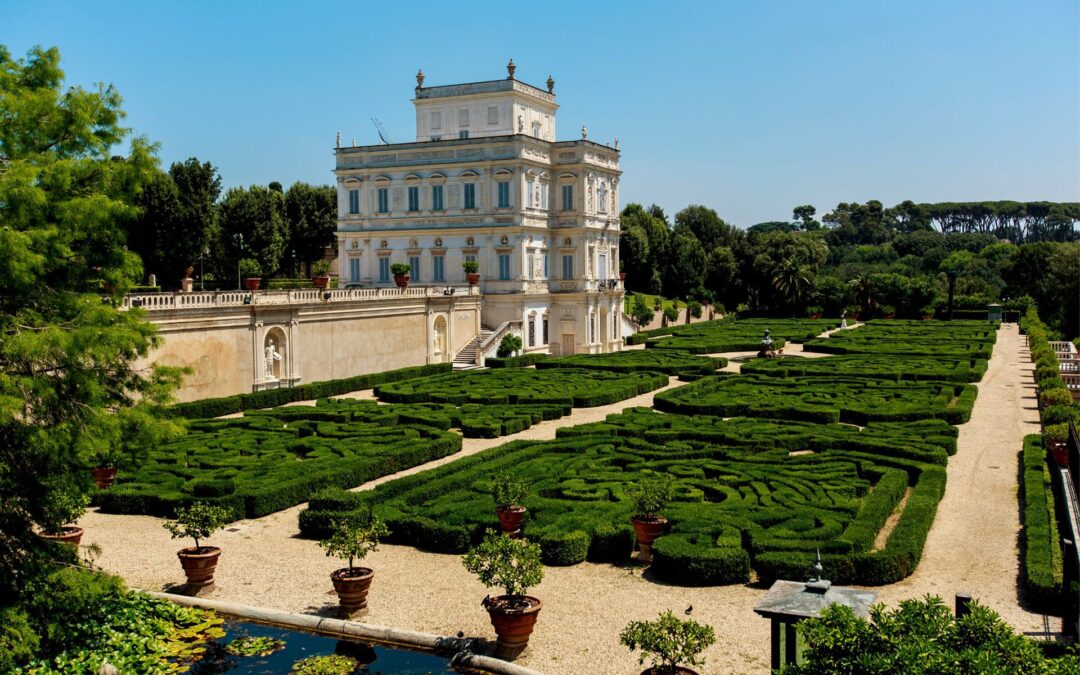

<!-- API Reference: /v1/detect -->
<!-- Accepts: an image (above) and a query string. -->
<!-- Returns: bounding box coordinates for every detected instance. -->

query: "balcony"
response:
[552,279,623,293]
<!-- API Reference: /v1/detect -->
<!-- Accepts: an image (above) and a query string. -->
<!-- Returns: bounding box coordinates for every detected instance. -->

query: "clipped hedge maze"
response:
[654,374,977,425]
[803,320,998,359]
[1020,434,1063,611]
[536,349,726,376]
[98,403,463,520]
[300,408,951,586]
[375,368,669,407]
[637,318,840,353]
[740,354,988,383]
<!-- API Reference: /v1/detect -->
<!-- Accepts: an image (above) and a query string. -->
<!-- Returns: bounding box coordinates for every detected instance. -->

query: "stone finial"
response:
[614,137,619,149]
[336,131,341,148]
[507,58,516,80]
[416,68,425,89]
[546,75,555,93]
[810,549,824,582]
[581,125,588,140]
[351,137,356,147]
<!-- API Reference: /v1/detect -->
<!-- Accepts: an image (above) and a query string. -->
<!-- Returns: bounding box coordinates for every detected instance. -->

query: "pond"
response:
[190,619,458,674]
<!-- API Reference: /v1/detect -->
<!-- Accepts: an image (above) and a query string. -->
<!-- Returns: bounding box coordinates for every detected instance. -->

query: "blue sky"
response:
[4,1,1078,226]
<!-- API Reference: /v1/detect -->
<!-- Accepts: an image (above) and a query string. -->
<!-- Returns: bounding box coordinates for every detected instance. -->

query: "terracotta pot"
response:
[466,272,481,285]
[91,466,117,490]
[1050,442,1070,468]
[243,277,261,291]
[496,505,526,535]
[640,668,698,675]
[177,546,221,588]
[922,314,935,321]
[312,275,330,289]
[393,275,410,289]
[331,566,374,617]
[810,313,822,319]
[883,313,896,320]
[41,526,83,546]
[632,515,668,563]
[848,313,860,321]
[619,272,626,282]
[484,595,542,660]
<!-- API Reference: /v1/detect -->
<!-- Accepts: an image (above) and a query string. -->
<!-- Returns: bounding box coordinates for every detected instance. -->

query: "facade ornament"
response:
[581,125,587,140]
[546,75,555,93]
[336,131,341,148]
[506,58,516,80]
[416,68,425,89]
[614,137,619,150]
[517,115,523,133]
[264,339,281,380]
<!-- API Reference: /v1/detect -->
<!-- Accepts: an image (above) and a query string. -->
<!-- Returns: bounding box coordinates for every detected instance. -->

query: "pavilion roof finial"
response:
[546,75,554,93]
[506,58,516,80]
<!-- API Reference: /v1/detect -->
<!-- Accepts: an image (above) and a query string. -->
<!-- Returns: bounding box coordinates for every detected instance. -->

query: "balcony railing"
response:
[122,286,478,311]
[552,279,623,293]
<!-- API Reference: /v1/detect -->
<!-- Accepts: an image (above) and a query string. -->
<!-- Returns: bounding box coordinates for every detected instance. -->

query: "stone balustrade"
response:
[122,286,478,311]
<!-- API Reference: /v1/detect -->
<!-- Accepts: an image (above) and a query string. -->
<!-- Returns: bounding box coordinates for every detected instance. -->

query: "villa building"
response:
[333,61,625,357]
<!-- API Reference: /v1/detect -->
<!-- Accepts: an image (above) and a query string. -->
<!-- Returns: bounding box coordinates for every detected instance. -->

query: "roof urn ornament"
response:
[507,58,516,80]
[416,68,425,89]
[336,131,341,148]
[614,137,619,150]
[546,75,555,93]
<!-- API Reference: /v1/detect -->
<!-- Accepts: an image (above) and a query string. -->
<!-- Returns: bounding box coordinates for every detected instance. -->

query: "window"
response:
[431,135,442,141]
[349,258,360,282]
[562,254,573,279]
[497,181,510,208]
[464,253,476,264]
[528,316,536,347]
[532,121,541,137]
[527,253,535,280]
[463,183,476,209]
[526,179,534,207]
[561,185,573,211]
[431,111,442,129]
[598,253,608,280]
[487,105,498,125]
[540,182,548,210]
[498,254,511,280]
[598,182,608,213]
[348,189,359,214]
[433,256,445,282]
[407,186,419,212]
[543,252,549,278]
[377,188,389,213]
[459,130,469,139]
[409,255,421,282]
[432,185,443,210]
[378,257,390,283]
[459,109,470,126]
[542,315,549,345]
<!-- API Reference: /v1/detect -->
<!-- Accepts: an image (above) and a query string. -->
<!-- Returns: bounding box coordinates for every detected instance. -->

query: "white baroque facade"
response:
[334,63,624,356]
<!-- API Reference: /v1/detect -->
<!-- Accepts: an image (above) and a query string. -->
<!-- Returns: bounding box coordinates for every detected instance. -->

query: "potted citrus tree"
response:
[40,487,89,546]
[390,262,411,289]
[491,474,528,536]
[620,610,717,675]
[1046,423,1071,467]
[463,530,544,660]
[239,258,262,291]
[628,475,673,563]
[163,502,231,590]
[319,515,389,617]
[90,445,123,490]
[463,260,480,286]
[311,259,332,289]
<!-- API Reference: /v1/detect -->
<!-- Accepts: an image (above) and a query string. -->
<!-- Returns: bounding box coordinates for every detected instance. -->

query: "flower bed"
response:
[374,368,669,408]
[654,374,978,425]
[740,354,988,383]
[299,408,951,586]
[536,350,726,376]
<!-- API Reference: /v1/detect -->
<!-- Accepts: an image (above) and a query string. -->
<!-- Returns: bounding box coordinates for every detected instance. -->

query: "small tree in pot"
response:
[491,474,528,536]
[390,262,411,288]
[39,487,89,546]
[239,258,262,291]
[319,515,389,617]
[1045,423,1071,467]
[627,475,674,563]
[90,445,123,490]
[463,530,544,660]
[620,611,716,675]
[163,502,230,591]
[463,260,480,285]
[311,259,332,289]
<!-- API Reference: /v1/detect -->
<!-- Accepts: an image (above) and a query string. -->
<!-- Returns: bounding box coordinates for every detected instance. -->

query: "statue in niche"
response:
[517,115,523,133]
[265,339,282,380]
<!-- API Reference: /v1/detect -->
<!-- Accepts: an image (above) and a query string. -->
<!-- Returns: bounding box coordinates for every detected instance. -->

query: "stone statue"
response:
[265,339,281,380]
[517,115,523,133]
[757,329,776,358]
[840,309,848,330]
[581,125,588,140]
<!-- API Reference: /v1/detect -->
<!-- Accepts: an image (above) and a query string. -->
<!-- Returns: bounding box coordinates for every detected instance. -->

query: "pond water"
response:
[190,619,458,674]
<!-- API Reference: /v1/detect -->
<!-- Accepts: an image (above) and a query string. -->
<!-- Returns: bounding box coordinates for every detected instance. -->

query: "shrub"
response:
[663,306,679,323]
[238,258,261,278]
[627,475,674,518]
[491,474,528,510]
[319,515,389,572]
[462,260,479,274]
[631,294,656,326]
[537,349,724,376]
[462,530,544,597]
[485,353,547,368]
[1020,435,1063,612]
[311,259,332,276]
[40,488,89,535]
[0,607,38,673]
[389,262,411,277]
[688,301,703,319]
[620,611,716,674]
[162,502,231,549]
[496,333,522,358]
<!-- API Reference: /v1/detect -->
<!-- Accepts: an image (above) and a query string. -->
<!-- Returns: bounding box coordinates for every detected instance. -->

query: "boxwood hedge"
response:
[1020,434,1064,612]
[803,320,998,359]
[635,318,839,354]
[299,408,952,586]
[740,354,988,383]
[536,350,726,376]
[654,374,978,425]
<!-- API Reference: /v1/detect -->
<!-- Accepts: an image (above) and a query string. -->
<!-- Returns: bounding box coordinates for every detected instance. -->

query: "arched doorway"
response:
[433,315,448,362]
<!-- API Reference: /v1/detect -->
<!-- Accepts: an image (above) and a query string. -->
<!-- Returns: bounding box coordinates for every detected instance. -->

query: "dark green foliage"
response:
[783,596,1080,674]
[803,319,998,359]
[656,374,978,425]
[1020,434,1063,612]
[301,408,952,585]
[375,368,669,408]
[741,354,988,383]
[630,318,837,352]
[170,363,451,418]
[496,333,522,358]
[0,606,38,672]
[485,353,549,368]
[537,349,725,375]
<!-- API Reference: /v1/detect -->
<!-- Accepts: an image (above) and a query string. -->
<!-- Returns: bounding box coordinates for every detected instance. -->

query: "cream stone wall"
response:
[129,288,481,402]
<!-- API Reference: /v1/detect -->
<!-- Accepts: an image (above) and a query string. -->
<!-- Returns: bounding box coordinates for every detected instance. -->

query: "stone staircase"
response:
[453,329,492,370]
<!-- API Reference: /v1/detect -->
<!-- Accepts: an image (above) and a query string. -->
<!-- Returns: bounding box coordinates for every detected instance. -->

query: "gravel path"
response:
[79,324,1047,674]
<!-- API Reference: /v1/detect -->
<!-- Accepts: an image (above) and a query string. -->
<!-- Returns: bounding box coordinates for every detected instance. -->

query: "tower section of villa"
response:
[333,65,624,356]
